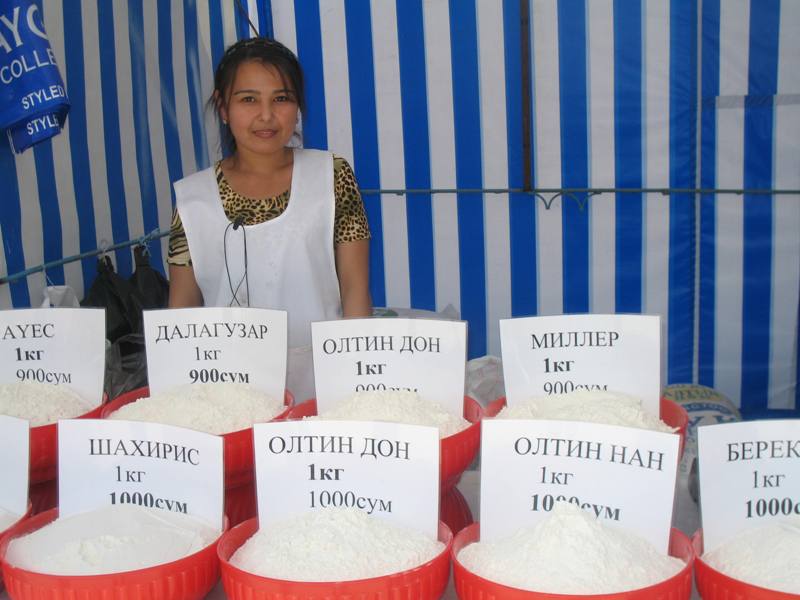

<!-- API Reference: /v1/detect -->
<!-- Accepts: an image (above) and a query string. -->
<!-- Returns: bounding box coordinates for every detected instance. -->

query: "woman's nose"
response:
[258,100,273,121]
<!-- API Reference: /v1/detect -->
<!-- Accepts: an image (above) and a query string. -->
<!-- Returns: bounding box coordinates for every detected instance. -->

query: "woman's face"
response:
[220,60,299,158]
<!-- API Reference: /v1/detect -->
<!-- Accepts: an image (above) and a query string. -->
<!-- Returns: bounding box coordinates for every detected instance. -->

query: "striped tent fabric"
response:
[272,0,697,380]
[0,1,797,411]
[699,0,800,411]
[0,0,267,307]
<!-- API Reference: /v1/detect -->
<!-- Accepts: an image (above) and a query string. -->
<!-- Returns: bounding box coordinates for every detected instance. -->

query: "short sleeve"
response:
[167,207,192,266]
[333,156,371,244]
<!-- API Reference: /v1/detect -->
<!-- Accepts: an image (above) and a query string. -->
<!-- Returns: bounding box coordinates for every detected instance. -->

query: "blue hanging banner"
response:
[0,0,70,153]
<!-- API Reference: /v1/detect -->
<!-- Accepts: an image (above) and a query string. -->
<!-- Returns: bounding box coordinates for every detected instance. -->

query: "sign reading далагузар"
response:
[143,307,287,400]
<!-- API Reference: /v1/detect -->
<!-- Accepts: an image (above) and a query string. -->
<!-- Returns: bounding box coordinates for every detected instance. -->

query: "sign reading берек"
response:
[0,415,29,516]
[0,308,105,404]
[480,419,680,553]
[311,318,467,417]
[698,420,800,552]
[499,314,661,414]
[143,307,287,400]
[254,420,440,538]
[58,419,224,531]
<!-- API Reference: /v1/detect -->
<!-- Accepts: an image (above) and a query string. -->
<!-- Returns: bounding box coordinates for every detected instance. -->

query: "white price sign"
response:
[698,420,800,552]
[0,415,29,515]
[143,307,287,400]
[254,420,440,538]
[311,318,467,416]
[58,419,224,531]
[0,308,105,405]
[480,419,679,552]
[499,314,662,413]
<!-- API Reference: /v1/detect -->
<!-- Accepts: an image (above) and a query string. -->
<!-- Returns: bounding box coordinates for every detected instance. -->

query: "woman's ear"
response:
[214,91,228,125]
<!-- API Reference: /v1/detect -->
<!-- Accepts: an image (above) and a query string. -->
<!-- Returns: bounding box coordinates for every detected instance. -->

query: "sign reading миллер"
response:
[58,419,224,531]
[0,415,29,516]
[480,419,679,552]
[311,318,467,416]
[698,420,800,553]
[0,308,105,404]
[143,307,287,399]
[254,420,440,538]
[499,314,662,414]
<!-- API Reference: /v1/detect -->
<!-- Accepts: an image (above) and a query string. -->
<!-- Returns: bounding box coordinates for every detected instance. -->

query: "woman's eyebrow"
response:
[231,88,294,95]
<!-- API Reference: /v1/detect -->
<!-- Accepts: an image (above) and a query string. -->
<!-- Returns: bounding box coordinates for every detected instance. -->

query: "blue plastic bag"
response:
[0,0,70,153]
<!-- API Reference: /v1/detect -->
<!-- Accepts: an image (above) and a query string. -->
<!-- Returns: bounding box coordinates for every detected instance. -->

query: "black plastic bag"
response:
[129,245,169,309]
[104,333,148,399]
[81,256,144,343]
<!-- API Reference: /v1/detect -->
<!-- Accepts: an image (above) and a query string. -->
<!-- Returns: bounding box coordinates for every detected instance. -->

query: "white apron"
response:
[174,148,341,401]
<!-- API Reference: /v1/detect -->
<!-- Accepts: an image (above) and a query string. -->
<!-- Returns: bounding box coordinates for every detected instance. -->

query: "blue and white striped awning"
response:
[0,0,797,412]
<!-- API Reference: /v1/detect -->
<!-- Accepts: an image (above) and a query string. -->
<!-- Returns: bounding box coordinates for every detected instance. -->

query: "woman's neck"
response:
[226,146,293,176]
[221,147,294,199]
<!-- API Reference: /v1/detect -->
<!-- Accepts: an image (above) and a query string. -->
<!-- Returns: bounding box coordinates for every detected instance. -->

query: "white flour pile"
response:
[314,390,469,438]
[0,507,23,532]
[231,508,443,581]
[0,382,95,426]
[498,389,675,433]
[702,518,800,594]
[109,383,284,434]
[458,503,684,594]
[5,504,219,575]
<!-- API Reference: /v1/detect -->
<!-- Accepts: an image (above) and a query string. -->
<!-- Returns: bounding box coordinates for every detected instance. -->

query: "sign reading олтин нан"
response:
[499,314,662,414]
[480,419,680,553]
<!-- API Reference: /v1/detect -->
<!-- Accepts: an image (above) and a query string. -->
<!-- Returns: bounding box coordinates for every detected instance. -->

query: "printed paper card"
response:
[143,307,287,400]
[311,318,467,416]
[254,420,440,538]
[698,420,800,552]
[480,419,679,552]
[0,308,105,406]
[0,415,29,516]
[58,419,224,531]
[499,314,662,413]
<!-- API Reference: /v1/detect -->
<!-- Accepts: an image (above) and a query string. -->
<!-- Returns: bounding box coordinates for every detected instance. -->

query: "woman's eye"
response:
[240,95,256,103]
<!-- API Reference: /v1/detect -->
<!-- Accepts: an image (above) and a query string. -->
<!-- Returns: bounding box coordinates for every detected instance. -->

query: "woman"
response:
[168,37,371,399]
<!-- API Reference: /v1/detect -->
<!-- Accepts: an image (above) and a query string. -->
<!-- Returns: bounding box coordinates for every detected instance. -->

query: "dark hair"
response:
[211,37,305,155]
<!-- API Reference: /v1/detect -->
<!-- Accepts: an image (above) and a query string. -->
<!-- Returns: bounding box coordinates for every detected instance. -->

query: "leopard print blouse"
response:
[168,155,370,266]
